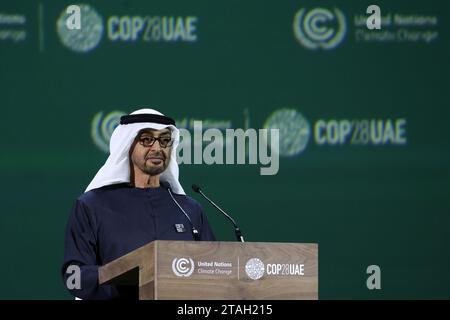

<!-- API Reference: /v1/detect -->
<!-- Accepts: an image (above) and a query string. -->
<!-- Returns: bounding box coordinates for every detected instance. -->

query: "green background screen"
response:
[0,0,449,299]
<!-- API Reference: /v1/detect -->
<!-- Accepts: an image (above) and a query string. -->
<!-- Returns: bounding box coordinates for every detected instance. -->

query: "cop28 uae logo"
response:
[57,4,104,53]
[264,108,310,156]
[245,258,265,280]
[293,7,347,50]
[172,258,195,277]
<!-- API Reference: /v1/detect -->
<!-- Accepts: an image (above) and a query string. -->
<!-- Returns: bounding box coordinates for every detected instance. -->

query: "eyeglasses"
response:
[138,135,174,148]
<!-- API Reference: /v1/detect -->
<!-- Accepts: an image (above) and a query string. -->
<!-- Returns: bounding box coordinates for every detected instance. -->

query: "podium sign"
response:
[99,241,318,300]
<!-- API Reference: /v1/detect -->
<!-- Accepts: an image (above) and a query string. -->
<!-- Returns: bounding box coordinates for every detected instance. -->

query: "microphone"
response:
[191,184,244,242]
[162,181,200,241]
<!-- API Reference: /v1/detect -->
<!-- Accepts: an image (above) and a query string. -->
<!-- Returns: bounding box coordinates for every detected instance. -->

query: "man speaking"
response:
[61,108,216,299]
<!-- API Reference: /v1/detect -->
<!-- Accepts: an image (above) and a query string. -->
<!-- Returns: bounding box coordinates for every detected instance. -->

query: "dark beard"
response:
[143,152,169,176]
[143,164,167,176]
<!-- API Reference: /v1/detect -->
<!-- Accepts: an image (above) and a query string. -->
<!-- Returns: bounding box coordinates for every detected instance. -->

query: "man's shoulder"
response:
[173,193,203,212]
[77,183,130,204]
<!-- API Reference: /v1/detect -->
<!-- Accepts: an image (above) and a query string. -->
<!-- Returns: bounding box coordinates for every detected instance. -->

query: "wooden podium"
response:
[99,241,318,300]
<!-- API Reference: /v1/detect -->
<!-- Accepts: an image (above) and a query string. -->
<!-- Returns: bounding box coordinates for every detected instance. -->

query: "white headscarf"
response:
[85,108,185,195]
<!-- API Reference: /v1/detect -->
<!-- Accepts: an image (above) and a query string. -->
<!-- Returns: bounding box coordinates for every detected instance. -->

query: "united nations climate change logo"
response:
[245,258,265,280]
[293,7,346,50]
[172,258,195,277]
[57,4,104,53]
[264,108,311,157]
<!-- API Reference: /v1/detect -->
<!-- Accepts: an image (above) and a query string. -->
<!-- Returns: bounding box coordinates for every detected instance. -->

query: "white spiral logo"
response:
[172,258,195,277]
[91,110,126,153]
[293,7,346,50]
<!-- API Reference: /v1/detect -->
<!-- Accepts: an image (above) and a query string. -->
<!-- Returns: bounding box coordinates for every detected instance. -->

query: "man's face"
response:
[130,128,172,177]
